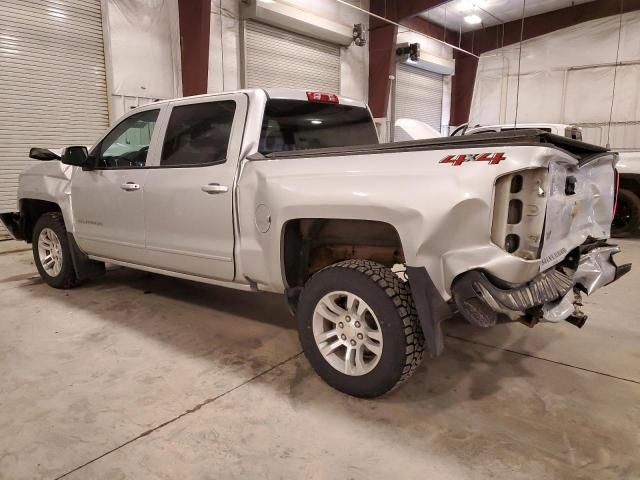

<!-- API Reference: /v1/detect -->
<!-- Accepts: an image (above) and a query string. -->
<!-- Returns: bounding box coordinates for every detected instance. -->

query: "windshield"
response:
[259,100,378,154]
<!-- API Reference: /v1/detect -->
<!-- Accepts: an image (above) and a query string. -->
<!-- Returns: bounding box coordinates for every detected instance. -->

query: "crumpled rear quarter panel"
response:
[236,145,578,299]
[540,154,616,270]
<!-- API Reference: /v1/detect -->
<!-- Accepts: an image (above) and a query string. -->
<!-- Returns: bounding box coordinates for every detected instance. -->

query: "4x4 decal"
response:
[440,152,506,166]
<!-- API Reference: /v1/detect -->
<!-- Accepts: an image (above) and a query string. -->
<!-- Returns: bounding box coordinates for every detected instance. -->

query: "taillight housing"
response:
[306,91,339,103]
[491,168,548,260]
[613,168,620,216]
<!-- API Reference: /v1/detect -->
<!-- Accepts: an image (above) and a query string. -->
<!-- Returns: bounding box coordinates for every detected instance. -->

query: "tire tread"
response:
[318,259,424,391]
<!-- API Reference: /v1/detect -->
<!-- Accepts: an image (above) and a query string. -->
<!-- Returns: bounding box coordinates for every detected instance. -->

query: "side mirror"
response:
[60,146,89,167]
[29,148,61,161]
[82,153,97,171]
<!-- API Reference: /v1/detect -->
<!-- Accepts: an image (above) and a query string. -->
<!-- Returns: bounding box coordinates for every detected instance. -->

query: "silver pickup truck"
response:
[0,88,630,398]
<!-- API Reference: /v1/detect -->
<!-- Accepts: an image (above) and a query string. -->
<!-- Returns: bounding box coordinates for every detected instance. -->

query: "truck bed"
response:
[252,129,608,162]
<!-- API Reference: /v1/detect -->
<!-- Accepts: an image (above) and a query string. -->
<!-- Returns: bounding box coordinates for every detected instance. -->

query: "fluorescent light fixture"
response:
[310,120,323,124]
[259,0,276,3]
[464,14,482,24]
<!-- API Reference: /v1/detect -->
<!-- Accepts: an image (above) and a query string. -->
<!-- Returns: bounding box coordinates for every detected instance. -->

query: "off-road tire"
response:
[297,259,424,398]
[612,188,640,237]
[32,212,78,289]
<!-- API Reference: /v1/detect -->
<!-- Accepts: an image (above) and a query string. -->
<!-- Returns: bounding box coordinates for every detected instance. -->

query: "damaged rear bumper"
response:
[452,244,631,328]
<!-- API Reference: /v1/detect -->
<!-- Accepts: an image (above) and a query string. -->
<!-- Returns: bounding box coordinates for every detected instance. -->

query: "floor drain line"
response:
[53,351,304,480]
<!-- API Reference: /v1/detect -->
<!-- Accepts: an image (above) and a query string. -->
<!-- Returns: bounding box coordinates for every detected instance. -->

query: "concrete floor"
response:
[0,240,639,480]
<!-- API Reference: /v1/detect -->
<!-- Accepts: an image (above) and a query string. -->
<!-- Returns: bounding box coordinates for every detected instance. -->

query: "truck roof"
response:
[141,88,367,109]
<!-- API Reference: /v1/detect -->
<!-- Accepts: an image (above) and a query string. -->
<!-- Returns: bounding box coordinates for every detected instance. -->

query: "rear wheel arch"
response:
[281,218,406,289]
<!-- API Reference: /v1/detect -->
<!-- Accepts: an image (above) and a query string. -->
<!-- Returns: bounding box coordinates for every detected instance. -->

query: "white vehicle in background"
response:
[394,118,443,140]
[615,151,640,236]
[0,89,631,398]
[452,122,583,140]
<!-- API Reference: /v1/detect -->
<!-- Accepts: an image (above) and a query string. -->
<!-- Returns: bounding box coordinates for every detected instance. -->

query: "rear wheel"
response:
[612,188,640,237]
[32,212,78,289]
[297,259,424,398]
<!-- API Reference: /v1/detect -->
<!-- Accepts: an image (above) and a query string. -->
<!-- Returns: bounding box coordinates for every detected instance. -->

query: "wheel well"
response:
[19,199,62,242]
[282,218,405,287]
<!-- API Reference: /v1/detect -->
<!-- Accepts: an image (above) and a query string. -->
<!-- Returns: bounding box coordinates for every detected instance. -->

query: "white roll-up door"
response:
[244,21,340,93]
[0,0,109,219]
[394,64,444,141]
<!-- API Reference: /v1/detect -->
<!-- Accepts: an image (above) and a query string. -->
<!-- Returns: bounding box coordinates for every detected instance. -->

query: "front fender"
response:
[18,162,76,232]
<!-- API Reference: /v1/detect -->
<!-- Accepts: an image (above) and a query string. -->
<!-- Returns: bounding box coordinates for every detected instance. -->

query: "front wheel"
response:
[32,212,78,289]
[297,259,424,398]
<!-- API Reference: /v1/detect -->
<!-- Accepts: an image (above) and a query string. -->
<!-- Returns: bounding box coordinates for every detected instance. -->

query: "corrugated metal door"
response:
[394,63,443,141]
[0,0,109,221]
[244,21,340,93]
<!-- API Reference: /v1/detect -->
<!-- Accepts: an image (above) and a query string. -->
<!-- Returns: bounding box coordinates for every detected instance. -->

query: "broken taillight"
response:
[306,91,339,103]
[613,168,620,216]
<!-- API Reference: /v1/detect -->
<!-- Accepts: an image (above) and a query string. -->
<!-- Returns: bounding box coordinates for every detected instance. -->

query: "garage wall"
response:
[102,0,182,122]
[207,0,369,102]
[469,11,640,150]
[0,0,109,221]
[244,21,341,92]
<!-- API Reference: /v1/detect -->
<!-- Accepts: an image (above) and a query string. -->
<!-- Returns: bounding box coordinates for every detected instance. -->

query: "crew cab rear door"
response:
[142,93,248,281]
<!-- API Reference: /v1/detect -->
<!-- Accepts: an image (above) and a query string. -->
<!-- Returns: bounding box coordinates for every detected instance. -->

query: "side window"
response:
[160,101,236,167]
[97,109,159,169]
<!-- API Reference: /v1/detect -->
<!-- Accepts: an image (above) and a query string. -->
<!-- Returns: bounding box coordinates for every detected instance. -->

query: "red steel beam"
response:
[178,0,210,96]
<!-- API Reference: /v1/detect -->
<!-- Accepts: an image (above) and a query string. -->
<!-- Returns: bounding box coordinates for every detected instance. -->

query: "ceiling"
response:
[419,0,597,33]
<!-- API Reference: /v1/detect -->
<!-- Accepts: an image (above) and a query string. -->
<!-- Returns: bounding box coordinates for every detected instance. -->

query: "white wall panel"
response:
[103,0,182,121]
[469,11,640,150]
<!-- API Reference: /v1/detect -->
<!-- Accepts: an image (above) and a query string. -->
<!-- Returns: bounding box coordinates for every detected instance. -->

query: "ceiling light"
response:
[310,120,323,124]
[464,14,482,24]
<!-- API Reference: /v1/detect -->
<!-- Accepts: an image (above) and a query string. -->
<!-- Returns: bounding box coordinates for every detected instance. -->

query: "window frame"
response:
[145,95,246,170]
[158,99,238,169]
[90,105,166,171]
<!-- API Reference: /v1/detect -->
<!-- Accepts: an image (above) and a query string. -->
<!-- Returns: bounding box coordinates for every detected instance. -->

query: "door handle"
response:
[201,183,229,194]
[121,182,141,191]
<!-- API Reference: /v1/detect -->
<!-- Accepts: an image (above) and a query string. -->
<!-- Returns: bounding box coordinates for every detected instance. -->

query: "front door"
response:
[71,107,163,263]
[143,94,247,280]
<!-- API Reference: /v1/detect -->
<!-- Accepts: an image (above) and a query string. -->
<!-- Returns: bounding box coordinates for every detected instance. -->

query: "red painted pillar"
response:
[368,23,397,118]
[451,52,478,126]
[178,0,211,96]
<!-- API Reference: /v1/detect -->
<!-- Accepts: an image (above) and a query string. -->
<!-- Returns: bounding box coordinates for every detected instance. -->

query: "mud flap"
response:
[406,266,452,357]
[67,233,105,281]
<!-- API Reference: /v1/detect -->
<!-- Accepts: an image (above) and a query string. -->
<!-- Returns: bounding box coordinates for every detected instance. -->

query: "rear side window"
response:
[161,101,236,167]
[259,100,378,154]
